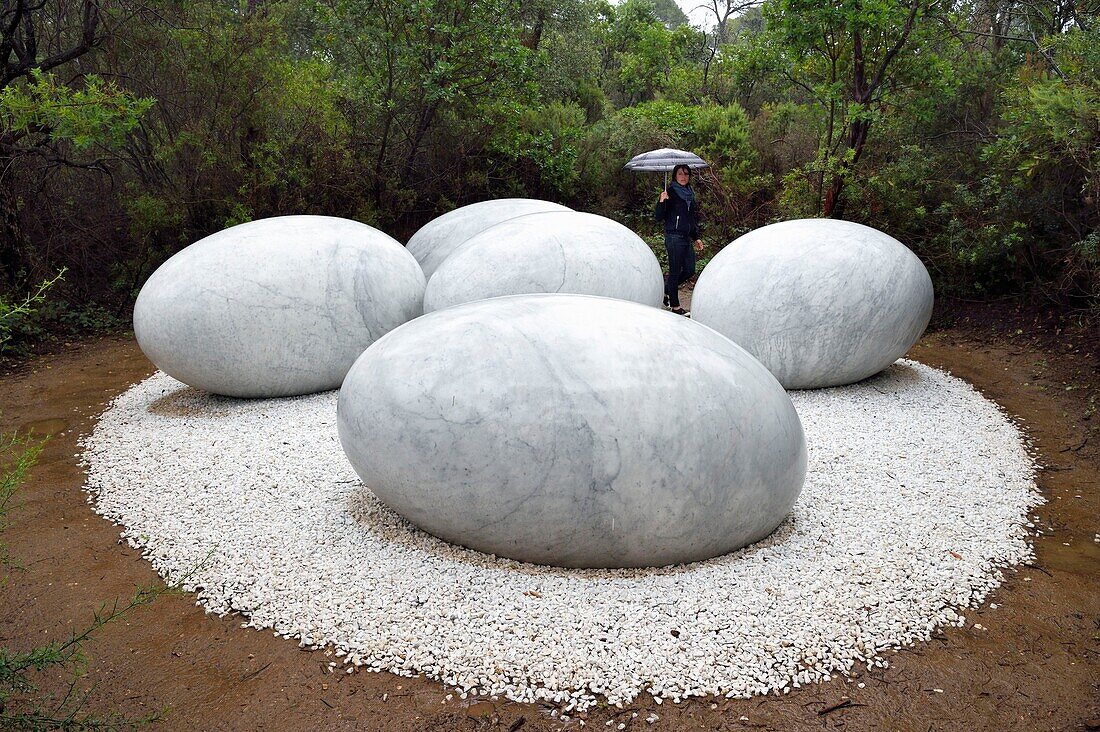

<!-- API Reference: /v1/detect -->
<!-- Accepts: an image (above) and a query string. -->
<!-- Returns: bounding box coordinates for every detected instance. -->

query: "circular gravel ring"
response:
[82,361,1039,711]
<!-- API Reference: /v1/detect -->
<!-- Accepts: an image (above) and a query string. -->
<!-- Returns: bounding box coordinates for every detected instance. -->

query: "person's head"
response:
[672,164,692,186]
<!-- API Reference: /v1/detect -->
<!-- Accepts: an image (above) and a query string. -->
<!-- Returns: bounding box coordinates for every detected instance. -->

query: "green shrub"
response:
[0,271,65,358]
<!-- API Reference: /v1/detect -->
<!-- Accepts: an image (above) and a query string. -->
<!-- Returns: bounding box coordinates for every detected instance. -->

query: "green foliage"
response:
[620,100,696,136]
[685,104,758,191]
[54,303,123,334]
[487,102,586,198]
[605,0,705,104]
[755,0,952,214]
[0,271,66,358]
[124,195,185,249]
[840,21,1100,308]
[776,167,822,219]
[747,102,821,220]
[0,432,43,567]
[575,110,671,217]
[0,269,125,358]
[973,25,1100,307]
[308,0,540,213]
[535,4,610,116]
[651,0,689,28]
[96,1,328,248]
[986,28,1098,195]
[0,71,153,151]
[1,0,1098,334]
[711,8,776,110]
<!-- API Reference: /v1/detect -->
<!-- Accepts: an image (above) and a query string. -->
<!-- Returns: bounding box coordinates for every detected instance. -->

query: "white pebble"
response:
[82,361,1039,714]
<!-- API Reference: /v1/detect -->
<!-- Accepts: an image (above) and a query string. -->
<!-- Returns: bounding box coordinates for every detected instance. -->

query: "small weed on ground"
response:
[0,426,168,730]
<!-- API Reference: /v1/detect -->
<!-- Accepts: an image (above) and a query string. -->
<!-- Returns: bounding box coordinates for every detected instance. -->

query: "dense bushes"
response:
[0,0,1095,357]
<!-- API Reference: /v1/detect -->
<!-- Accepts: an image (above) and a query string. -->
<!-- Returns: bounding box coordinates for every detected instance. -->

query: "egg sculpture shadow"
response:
[337,294,807,569]
[406,198,570,279]
[423,211,664,312]
[690,219,934,390]
[134,215,426,398]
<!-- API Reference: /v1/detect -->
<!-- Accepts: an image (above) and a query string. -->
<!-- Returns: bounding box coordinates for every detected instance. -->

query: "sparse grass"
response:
[0,430,42,570]
[0,426,174,730]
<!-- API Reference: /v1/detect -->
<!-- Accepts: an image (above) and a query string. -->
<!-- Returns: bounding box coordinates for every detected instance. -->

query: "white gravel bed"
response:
[82,360,1040,712]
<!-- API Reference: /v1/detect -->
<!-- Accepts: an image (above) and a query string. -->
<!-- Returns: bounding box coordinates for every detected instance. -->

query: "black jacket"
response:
[654,188,700,240]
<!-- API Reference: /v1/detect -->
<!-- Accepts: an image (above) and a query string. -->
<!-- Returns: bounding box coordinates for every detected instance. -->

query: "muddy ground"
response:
[1,307,1097,731]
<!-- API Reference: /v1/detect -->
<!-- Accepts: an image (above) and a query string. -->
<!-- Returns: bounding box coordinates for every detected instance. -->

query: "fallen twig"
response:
[1058,436,1089,453]
[240,661,273,682]
[818,698,866,715]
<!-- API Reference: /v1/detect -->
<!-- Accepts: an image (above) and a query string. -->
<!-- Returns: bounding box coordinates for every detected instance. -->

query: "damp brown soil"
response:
[1,316,1097,731]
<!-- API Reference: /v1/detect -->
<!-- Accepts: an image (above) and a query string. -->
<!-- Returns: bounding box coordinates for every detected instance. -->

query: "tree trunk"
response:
[823,116,871,219]
[401,102,440,183]
[522,9,548,50]
[0,180,30,288]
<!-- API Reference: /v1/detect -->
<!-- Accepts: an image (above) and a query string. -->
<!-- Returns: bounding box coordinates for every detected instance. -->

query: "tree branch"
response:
[866,0,921,99]
[2,0,102,87]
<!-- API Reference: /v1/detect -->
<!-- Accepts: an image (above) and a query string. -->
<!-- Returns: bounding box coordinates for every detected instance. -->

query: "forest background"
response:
[0,0,1096,355]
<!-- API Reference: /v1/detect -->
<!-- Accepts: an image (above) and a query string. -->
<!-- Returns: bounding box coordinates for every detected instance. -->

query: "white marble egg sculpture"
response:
[423,211,664,312]
[690,219,934,389]
[134,215,425,398]
[338,294,806,568]
[406,198,570,279]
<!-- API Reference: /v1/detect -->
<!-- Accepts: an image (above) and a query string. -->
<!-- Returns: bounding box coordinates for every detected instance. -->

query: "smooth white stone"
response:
[690,219,934,389]
[134,215,425,397]
[337,294,806,568]
[407,198,570,279]
[423,211,664,312]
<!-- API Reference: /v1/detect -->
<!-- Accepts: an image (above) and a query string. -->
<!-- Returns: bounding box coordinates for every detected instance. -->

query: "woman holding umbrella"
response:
[655,163,704,315]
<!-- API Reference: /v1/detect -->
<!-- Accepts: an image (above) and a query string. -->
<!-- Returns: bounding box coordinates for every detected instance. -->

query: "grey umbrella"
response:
[623,148,709,187]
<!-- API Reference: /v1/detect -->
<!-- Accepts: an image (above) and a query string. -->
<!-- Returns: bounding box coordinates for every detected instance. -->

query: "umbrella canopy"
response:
[623,148,709,172]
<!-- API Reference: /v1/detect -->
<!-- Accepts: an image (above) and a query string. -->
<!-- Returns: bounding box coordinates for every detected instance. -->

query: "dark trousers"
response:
[664,234,695,308]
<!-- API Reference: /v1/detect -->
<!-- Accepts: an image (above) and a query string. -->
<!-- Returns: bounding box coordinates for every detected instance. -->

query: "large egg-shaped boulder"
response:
[691,219,934,389]
[134,215,426,398]
[423,211,664,312]
[406,198,570,279]
[337,294,806,568]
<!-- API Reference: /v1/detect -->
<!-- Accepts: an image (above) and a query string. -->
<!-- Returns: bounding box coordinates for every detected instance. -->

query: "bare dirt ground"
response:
[1,306,1098,731]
